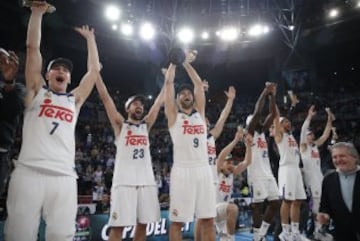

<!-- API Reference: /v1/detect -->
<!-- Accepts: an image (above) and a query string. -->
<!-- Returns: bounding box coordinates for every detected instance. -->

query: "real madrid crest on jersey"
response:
[111,212,118,220]
[67,95,75,103]
[44,90,52,99]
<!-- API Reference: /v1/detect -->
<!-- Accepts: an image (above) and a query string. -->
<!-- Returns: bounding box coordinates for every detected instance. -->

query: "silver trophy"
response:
[23,0,56,13]
[0,48,10,58]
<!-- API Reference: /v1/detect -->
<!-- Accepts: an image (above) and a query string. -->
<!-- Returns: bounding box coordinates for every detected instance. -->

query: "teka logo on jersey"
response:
[207,144,216,155]
[125,130,148,146]
[256,137,267,149]
[219,180,231,193]
[38,98,74,123]
[182,120,205,135]
[288,137,298,148]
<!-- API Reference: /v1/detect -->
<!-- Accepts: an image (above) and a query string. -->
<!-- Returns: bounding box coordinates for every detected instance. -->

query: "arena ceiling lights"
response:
[218,27,239,41]
[121,23,133,36]
[104,5,121,21]
[139,23,156,41]
[328,8,340,18]
[103,1,360,45]
[248,24,270,37]
[103,3,271,44]
[177,27,195,44]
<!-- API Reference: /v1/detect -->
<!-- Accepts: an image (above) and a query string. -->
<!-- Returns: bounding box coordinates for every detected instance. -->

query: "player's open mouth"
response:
[56,76,65,83]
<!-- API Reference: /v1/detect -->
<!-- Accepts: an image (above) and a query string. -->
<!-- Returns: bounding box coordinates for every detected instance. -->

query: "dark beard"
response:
[180,101,193,110]
[130,112,143,121]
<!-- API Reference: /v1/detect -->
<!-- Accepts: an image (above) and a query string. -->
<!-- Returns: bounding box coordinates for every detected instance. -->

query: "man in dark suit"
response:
[317,142,360,241]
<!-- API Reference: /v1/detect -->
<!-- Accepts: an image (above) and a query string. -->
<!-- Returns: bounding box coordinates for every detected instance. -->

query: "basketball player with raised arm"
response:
[273,108,307,241]
[246,82,280,241]
[95,74,164,241]
[195,84,236,241]
[163,51,216,241]
[300,105,334,240]
[207,85,236,184]
[215,127,253,241]
[4,2,101,241]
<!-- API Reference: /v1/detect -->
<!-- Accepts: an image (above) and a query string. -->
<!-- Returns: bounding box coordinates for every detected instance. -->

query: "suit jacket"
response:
[319,168,360,241]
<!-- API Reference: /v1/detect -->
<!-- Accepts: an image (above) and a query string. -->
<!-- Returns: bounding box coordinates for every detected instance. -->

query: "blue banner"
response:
[0,210,194,241]
[87,210,194,241]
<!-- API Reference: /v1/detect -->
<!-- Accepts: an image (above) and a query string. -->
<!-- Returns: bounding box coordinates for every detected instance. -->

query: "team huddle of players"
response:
[2,2,347,241]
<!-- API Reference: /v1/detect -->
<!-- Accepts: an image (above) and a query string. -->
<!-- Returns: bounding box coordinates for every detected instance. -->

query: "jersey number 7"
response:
[50,121,59,135]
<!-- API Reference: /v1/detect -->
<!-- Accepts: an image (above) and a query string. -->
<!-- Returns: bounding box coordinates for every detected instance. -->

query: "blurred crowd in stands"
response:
[4,88,360,215]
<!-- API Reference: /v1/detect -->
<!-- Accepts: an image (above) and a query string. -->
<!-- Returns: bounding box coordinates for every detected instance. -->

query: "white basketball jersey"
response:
[277,133,301,167]
[113,121,156,187]
[169,111,208,167]
[217,172,233,203]
[113,121,155,187]
[18,87,78,177]
[207,134,218,183]
[247,131,274,181]
[301,144,323,187]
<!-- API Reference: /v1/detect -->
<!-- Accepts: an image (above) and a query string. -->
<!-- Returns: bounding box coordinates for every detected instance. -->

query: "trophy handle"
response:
[0,48,10,58]
[22,0,56,13]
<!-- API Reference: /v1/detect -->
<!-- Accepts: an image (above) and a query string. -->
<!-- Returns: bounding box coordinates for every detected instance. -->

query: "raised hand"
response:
[161,68,167,76]
[224,86,236,100]
[269,83,277,96]
[235,126,245,142]
[74,25,95,40]
[202,79,209,92]
[29,1,50,15]
[288,90,300,106]
[264,81,275,95]
[245,133,253,147]
[0,49,19,81]
[307,105,316,118]
[325,107,336,121]
[184,49,198,63]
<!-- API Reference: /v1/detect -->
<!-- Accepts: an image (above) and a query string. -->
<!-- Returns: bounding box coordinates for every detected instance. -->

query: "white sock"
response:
[282,223,291,233]
[291,222,300,234]
[259,221,270,236]
[253,228,260,240]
